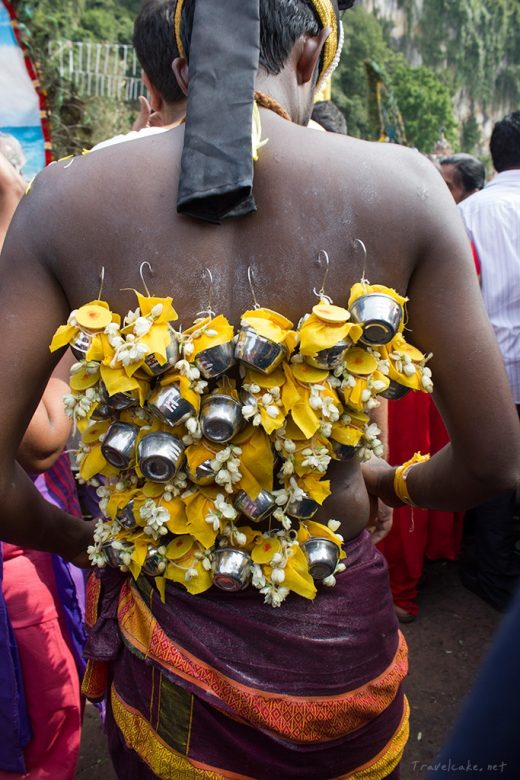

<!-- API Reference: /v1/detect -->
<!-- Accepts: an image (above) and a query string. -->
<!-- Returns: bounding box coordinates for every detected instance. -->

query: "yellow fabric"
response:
[393,452,430,506]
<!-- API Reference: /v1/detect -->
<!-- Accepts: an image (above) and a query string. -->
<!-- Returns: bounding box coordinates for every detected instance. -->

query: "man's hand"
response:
[68,517,97,569]
[367,496,394,544]
[132,96,163,131]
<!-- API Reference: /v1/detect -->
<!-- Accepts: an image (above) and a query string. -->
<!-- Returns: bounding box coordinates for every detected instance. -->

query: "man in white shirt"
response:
[458,111,520,611]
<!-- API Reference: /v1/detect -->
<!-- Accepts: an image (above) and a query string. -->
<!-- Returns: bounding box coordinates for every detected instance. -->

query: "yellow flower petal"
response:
[136,292,178,322]
[79,444,108,482]
[252,537,281,564]
[50,324,76,352]
[69,365,100,391]
[291,362,329,384]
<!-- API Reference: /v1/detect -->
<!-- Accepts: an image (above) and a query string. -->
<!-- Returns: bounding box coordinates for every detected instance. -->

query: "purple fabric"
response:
[0,544,31,773]
[90,531,406,778]
[33,453,87,677]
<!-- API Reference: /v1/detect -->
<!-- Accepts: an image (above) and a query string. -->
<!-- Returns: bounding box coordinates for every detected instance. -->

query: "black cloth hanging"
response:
[176,0,261,224]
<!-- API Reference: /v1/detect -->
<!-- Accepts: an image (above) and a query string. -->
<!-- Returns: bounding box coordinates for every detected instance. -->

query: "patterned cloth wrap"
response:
[83,530,408,779]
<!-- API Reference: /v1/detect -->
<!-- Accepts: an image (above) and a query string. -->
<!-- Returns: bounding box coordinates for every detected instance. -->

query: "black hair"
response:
[133,0,184,104]
[440,152,485,193]
[489,111,520,172]
[311,100,347,134]
[180,0,345,75]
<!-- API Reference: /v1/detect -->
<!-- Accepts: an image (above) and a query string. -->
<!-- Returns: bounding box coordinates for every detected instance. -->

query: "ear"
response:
[142,72,163,113]
[296,27,330,85]
[172,57,189,97]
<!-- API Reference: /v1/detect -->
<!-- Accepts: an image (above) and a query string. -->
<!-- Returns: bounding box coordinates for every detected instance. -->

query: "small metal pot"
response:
[380,379,411,400]
[102,541,133,569]
[349,293,403,346]
[116,500,137,529]
[143,331,179,377]
[195,341,236,379]
[186,458,216,486]
[301,538,340,580]
[90,402,113,421]
[147,384,195,427]
[234,489,276,523]
[304,339,350,370]
[70,331,92,360]
[211,547,252,591]
[137,432,185,482]
[331,439,360,461]
[286,495,319,520]
[234,327,287,375]
[200,394,243,443]
[142,548,167,577]
[101,422,139,469]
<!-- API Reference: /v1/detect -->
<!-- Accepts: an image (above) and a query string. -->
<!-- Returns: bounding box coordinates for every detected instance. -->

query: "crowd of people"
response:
[0,0,518,778]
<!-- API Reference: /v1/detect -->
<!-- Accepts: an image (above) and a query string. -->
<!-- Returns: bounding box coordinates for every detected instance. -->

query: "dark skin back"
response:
[0,39,518,564]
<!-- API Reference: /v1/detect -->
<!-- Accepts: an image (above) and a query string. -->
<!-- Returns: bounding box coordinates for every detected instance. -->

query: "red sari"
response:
[377,393,464,616]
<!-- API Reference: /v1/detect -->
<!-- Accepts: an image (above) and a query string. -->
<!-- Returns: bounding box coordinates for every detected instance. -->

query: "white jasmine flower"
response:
[271,568,286,585]
[323,575,337,587]
[327,519,341,532]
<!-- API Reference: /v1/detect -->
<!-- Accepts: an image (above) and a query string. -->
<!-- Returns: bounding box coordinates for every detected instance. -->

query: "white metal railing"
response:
[47,40,146,100]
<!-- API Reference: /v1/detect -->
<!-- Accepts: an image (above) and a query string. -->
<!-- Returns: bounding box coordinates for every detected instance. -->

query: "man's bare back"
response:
[2,110,516,558]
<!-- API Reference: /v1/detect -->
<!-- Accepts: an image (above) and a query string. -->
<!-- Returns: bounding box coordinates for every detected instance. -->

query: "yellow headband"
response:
[174,0,340,83]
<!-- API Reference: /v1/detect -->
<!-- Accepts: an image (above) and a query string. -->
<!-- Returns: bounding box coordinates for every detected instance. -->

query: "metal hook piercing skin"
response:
[139,261,153,297]
[312,249,333,304]
[353,239,369,285]
[247,266,261,310]
[196,268,216,319]
[97,266,105,300]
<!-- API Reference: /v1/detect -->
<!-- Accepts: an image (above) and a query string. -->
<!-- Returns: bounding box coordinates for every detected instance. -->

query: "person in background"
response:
[457,112,520,613]
[0,145,85,779]
[440,152,485,205]
[94,0,185,151]
[311,99,347,134]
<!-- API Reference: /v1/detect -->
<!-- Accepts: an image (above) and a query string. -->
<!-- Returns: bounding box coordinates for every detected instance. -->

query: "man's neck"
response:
[162,99,188,127]
[254,72,306,126]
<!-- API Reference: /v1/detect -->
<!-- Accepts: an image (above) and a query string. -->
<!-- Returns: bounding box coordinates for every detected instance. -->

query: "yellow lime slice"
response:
[291,362,329,384]
[344,348,378,375]
[76,304,112,331]
[312,302,349,324]
[166,535,195,561]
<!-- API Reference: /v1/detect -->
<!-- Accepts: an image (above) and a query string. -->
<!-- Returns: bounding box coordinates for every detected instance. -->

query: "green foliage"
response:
[460,116,482,155]
[396,0,520,108]
[333,6,458,152]
[12,0,140,157]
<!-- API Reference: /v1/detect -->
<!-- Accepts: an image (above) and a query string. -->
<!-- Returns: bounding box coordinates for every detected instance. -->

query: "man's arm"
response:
[17,351,74,473]
[363,150,520,511]
[0,167,94,561]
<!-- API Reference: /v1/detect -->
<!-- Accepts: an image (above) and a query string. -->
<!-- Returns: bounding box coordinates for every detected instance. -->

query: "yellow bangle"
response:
[393,452,430,506]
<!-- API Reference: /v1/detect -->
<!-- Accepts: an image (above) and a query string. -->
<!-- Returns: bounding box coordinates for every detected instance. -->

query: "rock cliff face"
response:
[358,0,517,148]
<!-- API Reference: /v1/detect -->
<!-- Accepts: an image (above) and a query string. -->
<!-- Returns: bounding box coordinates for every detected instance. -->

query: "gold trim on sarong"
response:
[117,579,408,744]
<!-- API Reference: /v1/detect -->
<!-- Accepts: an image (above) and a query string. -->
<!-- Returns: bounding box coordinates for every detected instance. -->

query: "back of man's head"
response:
[180,0,350,75]
[440,152,485,194]
[489,111,520,173]
[311,100,347,134]
[133,0,184,105]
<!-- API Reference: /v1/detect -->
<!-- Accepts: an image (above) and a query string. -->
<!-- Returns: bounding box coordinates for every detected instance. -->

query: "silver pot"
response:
[234,489,276,522]
[137,432,185,482]
[142,548,167,577]
[331,439,360,460]
[90,402,113,421]
[349,293,403,346]
[143,331,179,376]
[147,384,195,427]
[286,495,319,520]
[195,341,236,379]
[380,379,411,400]
[211,547,252,591]
[101,422,139,469]
[304,339,350,370]
[234,327,287,375]
[301,538,340,580]
[70,331,92,360]
[200,394,243,443]
[116,500,137,529]
[186,458,216,486]
[102,541,133,568]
